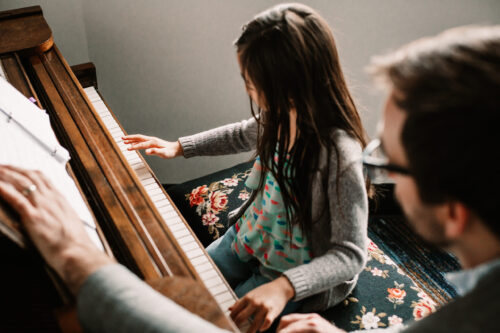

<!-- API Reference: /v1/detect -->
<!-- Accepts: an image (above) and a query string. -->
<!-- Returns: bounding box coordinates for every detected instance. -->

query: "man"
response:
[0,25,499,333]
[278,25,500,332]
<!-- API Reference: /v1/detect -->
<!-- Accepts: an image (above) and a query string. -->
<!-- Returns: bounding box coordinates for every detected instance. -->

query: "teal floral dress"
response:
[231,155,312,277]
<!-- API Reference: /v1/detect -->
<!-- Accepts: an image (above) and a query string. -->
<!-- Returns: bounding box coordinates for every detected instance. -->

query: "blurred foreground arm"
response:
[0,165,227,333]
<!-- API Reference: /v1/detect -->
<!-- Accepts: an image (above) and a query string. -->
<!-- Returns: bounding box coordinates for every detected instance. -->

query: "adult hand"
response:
[0,165,113,294]
[230,276,295,333]
[277,313,346,333]
[122,134,183,159]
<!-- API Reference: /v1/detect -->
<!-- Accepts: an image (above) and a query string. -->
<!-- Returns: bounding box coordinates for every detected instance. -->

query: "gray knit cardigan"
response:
[179,117,368,311]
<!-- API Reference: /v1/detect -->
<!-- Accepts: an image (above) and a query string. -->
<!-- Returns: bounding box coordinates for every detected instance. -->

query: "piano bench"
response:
[165,162,456,331]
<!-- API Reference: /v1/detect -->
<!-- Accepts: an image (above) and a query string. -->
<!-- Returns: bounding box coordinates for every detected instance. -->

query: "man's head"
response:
[368,26,500,253]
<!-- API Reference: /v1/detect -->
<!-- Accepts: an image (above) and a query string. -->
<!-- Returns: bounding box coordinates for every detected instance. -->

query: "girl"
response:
[124,3,369,332]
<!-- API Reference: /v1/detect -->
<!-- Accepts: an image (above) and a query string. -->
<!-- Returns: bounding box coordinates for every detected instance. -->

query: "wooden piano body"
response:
[0,6,239,332]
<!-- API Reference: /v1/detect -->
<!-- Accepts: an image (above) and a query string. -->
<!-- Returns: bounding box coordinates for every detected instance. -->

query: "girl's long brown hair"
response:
[236,3,368,238]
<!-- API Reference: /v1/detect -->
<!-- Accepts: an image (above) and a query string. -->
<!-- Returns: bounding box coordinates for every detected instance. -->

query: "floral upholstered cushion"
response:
[166,162,440,331]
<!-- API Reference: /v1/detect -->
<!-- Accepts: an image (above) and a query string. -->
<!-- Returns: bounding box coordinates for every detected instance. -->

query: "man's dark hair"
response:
[370,25,500,238]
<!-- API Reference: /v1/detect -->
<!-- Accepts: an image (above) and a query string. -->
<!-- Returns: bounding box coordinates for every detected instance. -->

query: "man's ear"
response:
[443,201,470,239]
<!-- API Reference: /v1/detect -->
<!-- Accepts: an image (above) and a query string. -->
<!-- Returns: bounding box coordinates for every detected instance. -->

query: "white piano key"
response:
[180,241,199,252]
[163,217,183,227]
[220,300,235,311]
[92,100,107,110]
[149,188,163,196]
[214,291,234,304]
[194,262,214,274]
[173,228,191,239]
[129,159,143,167]
[177,235,197,246]
[158,205,174,214]
[162,211,179,219]
[204,275,224,288]
[141,177,156,186]
[151,193,166,202]
[185,247,204,259]
[144,182,159,190]
[169,223,186,232]
[209,283,230,296]
[199,269,219,281]
[155,201,171,210]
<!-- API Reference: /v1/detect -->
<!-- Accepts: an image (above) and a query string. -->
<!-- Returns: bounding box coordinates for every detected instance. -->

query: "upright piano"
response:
[0,6,241,332]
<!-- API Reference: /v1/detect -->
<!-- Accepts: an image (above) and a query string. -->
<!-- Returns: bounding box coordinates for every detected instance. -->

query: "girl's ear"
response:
[442,201,470,239]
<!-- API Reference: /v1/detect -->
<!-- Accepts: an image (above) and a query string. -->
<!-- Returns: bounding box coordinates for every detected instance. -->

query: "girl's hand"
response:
[277,313,346,333]
[122,134,183,159]
[230,276,295,333]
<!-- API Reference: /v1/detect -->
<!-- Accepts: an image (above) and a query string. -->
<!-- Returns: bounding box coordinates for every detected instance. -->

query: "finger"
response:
[127,141,154,151]
[247,309,267,333]
[229,298,248,319]
[123,138,145,144]
[278,313,312,329]
[277,321,310,333]
[3,167,49,193]
[0,180,36,220]
[260,310,277,332]
[233,303,256,327]
[0,166,38,197]
[122,134,148,141]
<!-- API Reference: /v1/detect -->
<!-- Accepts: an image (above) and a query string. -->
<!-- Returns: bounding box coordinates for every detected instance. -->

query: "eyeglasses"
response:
[362,139,410,182]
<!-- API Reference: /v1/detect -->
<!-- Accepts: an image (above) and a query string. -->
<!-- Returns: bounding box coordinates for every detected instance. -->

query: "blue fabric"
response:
[207,225,302,315]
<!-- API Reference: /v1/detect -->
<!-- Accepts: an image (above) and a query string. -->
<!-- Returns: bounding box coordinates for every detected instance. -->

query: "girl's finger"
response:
[127,141,154,151]
[247,309,267,333]
[122,134,148,141]
[229,298,248,319]
[233,303,256,326]
[260,310,277,332]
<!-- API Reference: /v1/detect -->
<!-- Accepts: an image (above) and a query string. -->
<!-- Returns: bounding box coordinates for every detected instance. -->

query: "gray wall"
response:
[0,0,89,65]
[2,1,500,183]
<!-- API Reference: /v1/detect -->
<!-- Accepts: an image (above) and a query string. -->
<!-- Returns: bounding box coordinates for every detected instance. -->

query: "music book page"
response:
[0,77,104,251]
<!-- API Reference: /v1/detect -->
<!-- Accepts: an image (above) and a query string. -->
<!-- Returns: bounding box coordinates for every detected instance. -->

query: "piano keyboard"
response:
[83,86,238,315]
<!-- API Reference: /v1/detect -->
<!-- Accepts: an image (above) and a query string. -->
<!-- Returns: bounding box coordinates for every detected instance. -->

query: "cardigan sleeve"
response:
[77,264,229,333]
[283,134,368,301]
[178,117,258,158]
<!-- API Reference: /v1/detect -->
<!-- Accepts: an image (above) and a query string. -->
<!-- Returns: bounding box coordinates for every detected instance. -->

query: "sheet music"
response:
[0,78,104,251]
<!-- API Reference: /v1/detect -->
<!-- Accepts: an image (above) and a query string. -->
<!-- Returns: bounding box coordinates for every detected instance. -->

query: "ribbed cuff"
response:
[178,136,197,158]
[283,268,310,301]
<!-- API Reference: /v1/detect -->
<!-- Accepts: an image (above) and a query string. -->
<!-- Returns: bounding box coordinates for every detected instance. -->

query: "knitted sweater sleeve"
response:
[283,134,369,301]
[178,117,258,158]
[78,264,229,333]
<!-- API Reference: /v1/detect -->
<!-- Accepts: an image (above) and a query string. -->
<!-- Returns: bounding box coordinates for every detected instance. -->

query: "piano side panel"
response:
[25,54,163,280]
[40,47,208,280]
[1,53,42,108]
